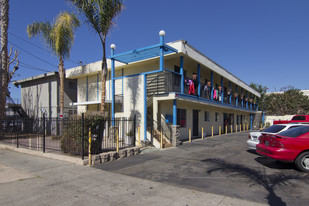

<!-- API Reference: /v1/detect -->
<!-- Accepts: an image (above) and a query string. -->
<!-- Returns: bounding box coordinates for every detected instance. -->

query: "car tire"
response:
[295,151,309,173]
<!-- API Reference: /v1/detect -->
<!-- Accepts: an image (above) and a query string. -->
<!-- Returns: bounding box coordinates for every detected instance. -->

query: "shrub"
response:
[60,115,106,156]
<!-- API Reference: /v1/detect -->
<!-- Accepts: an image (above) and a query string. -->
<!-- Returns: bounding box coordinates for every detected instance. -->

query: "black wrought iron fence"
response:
[0,114,136,159]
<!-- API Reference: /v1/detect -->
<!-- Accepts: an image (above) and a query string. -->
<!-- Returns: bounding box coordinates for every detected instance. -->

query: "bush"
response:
[60,115,106,156]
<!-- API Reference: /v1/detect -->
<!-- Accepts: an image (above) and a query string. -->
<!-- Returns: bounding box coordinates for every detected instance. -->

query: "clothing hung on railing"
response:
[188,79,195,95]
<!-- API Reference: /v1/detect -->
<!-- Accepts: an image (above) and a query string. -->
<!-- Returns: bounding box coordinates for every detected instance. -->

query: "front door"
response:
[193,110,199,136]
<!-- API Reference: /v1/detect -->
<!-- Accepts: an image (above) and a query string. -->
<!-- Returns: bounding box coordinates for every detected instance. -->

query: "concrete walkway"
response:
[0,148,266,206]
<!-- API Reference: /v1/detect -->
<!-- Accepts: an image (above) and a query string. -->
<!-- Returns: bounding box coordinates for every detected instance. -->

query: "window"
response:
[177,108,186,127]
[292,116,306,121]
[204,111,210,121]
[215,112,220,122]
[263,125,286,133]
[278,126,309,137]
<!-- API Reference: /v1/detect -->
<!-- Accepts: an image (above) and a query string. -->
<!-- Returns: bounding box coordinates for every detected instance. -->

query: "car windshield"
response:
[278,126,309,138]
[262,125,286,133]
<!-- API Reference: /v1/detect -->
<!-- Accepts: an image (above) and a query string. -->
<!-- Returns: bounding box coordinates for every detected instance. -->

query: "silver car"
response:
[247,124,308,150]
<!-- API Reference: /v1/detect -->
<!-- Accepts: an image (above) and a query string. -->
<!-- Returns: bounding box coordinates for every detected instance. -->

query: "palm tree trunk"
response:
[59,56,64,135]
[100,41,107,115]
[0,0,9,122]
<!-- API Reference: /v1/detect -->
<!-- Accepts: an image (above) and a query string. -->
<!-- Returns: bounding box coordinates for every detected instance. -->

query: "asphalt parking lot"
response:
[96,131,309,206]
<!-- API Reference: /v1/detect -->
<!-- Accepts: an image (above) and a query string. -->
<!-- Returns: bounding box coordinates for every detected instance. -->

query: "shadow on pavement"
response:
[255,157,296,170]
[202,158,306,206]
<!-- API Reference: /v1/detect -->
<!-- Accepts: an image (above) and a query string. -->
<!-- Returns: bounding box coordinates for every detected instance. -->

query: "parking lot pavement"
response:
[0,147,268,206]
[95,131,309,206]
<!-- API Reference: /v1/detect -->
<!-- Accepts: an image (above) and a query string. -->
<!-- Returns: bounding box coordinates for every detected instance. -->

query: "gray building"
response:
[13,71,77,134]
[14,71,77,119]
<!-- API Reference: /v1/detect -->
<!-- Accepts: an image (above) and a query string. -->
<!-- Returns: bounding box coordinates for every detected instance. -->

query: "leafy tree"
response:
[249,83,268,111]
[69,0,123,114]
[27,12,80,133]
[264,86,309,115]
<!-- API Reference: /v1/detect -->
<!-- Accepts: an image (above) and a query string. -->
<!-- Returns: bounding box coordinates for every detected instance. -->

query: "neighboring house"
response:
[13,71,77,135]
[65,32,261,146]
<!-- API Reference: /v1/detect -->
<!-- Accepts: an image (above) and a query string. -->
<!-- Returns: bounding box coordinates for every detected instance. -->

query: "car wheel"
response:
[295,151,309,173]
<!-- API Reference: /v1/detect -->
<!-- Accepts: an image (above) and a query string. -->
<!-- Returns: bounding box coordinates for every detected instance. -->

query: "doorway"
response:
[193,110,199,136]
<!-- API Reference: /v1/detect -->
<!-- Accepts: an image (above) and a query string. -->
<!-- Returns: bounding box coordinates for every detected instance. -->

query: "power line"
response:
[18,61,51,72]
[8,31,81,65]
[8,40,59,68]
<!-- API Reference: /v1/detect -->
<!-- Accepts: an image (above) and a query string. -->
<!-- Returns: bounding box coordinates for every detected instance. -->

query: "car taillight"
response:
[270,138,284,148]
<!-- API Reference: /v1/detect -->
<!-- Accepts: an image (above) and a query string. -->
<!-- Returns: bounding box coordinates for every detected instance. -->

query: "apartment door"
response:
[193,110,199,136]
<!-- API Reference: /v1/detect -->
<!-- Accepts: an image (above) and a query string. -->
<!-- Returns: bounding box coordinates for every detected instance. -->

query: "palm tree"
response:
[27,12,80,134]
[69,0,123,114]
[0,0,9,121]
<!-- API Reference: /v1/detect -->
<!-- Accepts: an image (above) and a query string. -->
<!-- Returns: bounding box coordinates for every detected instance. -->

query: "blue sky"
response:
[8,0,309,100]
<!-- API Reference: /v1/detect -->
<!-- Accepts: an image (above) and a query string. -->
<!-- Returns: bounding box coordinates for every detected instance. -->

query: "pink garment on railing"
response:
[213,89,217,99]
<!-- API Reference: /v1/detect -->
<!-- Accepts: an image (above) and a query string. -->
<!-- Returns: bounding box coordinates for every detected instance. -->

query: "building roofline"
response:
[170,40,261,98]
[13,71,58,86]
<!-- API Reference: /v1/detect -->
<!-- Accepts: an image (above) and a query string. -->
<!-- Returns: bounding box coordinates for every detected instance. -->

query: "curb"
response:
[0,144,84,165]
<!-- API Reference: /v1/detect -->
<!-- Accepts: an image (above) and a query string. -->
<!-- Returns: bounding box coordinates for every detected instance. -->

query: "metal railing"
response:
[0,114,136,159]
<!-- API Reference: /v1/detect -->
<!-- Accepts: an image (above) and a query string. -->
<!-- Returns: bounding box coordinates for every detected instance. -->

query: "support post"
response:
[197,64,200,97]
[173,99,177,125]
[211,71,214,100]
[111,44,116,126]
[229,81,232,104]
[202,127,204,139]
[221,76,224,103]
[189,128,191,142]
[236,85,238,107]
[180,56,184,94]
[241,88,244,107]
[159,30,165,71]
[143,74,147,141]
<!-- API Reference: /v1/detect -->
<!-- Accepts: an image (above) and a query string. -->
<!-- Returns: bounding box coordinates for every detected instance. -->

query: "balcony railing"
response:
[147,70,258,111]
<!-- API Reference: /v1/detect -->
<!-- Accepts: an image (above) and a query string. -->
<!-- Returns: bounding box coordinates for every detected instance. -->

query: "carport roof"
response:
[110,43,178,64]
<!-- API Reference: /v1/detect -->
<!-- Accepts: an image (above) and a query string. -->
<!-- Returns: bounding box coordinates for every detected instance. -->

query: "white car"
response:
[247,124,308,150]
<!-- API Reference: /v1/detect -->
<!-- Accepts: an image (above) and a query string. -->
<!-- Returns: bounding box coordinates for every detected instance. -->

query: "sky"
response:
[8,0,309,100]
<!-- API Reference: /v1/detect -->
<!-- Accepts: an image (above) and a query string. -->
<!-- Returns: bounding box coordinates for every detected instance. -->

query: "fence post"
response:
[82,113,84,160]
[231,125,233,133]
[189,128,191,142]
[202,127,204,139]
[225,125,227,135]
[219,126,221,136]
[133,115,136,146]
[212,126,213,137]
[43,113,46,153]
[138,126,140,147]
[89,128,91,166]
[116,128,119,153]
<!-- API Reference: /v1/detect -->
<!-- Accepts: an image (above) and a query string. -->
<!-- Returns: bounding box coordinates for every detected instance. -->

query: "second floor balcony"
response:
[147,70,258,111]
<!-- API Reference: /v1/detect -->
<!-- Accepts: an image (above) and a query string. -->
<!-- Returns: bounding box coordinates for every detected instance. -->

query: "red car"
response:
[256,126,309,172]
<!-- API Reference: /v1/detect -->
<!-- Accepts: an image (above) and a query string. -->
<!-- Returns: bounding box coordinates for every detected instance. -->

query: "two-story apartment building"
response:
[66,31,260,147]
